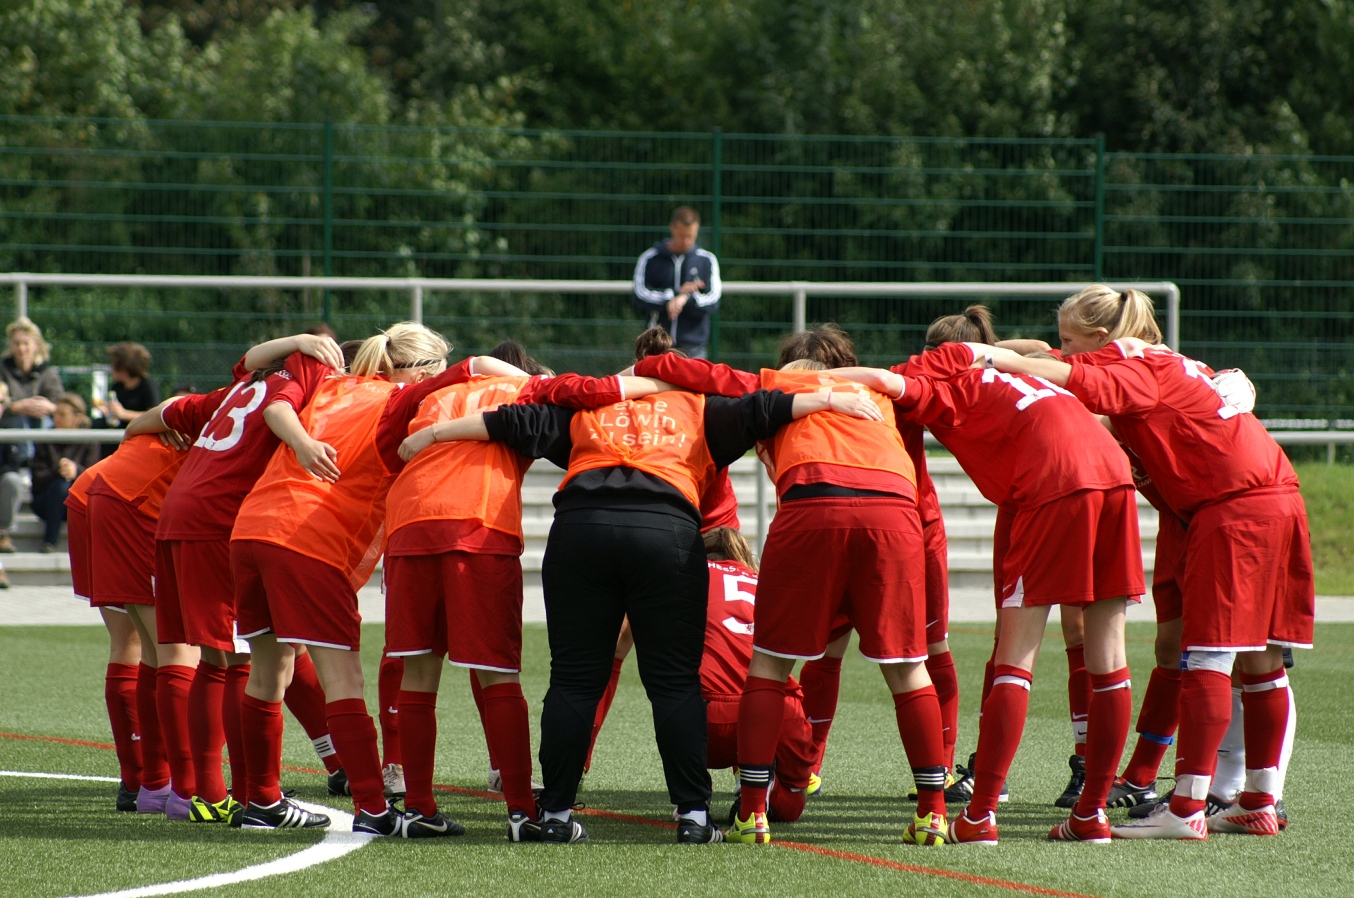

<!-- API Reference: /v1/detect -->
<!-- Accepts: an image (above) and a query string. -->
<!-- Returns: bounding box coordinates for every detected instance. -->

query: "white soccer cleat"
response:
[383,763,406,798]
[1110,802,1206,840]
[487,767,544,793]
[1207,801,1280,836]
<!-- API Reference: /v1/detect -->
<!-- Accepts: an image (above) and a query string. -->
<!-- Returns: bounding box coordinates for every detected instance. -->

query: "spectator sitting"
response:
[104,342,161,425]
[31,393,99,553]
[0,316,64,554]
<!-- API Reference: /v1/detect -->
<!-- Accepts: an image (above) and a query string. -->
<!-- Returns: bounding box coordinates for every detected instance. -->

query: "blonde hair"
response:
[780,358,827,372]
[1059,285,1162,344]
[925,305,998,349]
[702,527,758,571]
[350,322,450,379]
[5,317,51,365]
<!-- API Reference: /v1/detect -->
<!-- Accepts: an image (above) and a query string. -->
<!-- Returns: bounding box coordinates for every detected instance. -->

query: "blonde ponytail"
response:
[350,322,450,379]
[1060,285,1162,344]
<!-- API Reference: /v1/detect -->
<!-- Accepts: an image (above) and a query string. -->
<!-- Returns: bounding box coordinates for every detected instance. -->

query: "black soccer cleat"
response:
[116,781,138,813]
[507,810,543,843]
[677,814,725,844]
[353,806,402,837]
[401,810,466,839]
[541,817,589,844]
[1054,755,1086,808]
[1107,776,1159,809]
[326,768,350,797]
[240,798,331,830]
[945,753,1007,804]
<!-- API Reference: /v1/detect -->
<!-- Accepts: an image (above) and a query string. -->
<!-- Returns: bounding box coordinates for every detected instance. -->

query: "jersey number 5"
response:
[721,572,757,637]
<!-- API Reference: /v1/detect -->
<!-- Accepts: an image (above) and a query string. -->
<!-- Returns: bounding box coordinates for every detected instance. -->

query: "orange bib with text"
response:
[564,391,714,508]
[386,375,534,540]
[758,368,915,489]
[232,376,398,589]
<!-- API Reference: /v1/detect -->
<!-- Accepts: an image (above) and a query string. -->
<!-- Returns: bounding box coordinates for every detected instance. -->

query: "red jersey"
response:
[701,560,802,703]
[699,469,741,532]
[157,354,331,540]
[896,343,1132,507]
[633,354,760,396]
[1065,344,1297,518]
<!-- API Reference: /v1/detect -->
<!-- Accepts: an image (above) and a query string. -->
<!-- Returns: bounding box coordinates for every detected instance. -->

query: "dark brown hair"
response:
[634,326,691,361]
[107,342,152,379]
[777,323,858,369]
[304,323,338,340]
[702,526,758,571]
[924,305,998,350]
[489,340,551,376]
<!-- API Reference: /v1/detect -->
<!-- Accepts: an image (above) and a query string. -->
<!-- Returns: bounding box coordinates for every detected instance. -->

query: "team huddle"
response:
[72,284,1313,846]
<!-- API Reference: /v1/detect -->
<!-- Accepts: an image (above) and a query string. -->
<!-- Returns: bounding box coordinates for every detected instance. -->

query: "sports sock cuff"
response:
[157,664,196,684]
[992,665,1032,688]
[911,765,947,791]
[197,662,228,681]
[892,684,938,708]
[1091,668,1131,691]
[744,676,786,696]
[1065,644,1086,667]
[325,698,369,718]
[398,689,437,709]
[1240,668,1288,691]
[1156,665,1183,682]
[107,662,138,679]
[739,765,773,787]
[241,693,281,713]
[805,656,843,674]
[482,682,525,701]
[1141,731,1175,745]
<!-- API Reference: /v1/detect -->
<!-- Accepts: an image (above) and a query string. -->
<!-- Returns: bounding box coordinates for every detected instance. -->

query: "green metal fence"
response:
[2,116,1353,415]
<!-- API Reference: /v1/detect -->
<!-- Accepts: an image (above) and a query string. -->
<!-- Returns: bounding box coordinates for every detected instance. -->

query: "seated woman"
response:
[0,316,64,553]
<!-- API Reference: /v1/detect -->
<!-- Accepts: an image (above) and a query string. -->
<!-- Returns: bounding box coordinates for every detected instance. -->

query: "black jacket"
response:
[632,240,722,350]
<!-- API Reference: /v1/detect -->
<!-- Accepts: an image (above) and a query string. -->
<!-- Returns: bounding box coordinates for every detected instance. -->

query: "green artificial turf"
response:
[1294,461,1354,595]
[2,623,1351,898]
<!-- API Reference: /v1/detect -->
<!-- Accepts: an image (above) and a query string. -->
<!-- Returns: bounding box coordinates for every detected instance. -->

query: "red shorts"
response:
[1151,511,1187,623]
[707,692,814,822]
[923,516,949,644]
[87,493,157,608]
[384,552,525,672]
[67,504,93,602]
[998,487,1145,609]
[1180,487,1315,651]
[233,539,363,650]
[156,539,239,652]
[756,497,926,663]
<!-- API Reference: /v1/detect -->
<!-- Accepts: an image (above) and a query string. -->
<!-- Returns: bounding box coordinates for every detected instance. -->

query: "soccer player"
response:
[985,284,1313,840]
[126,332,347,823]
[411,371,882,844]
[385,343,657,840]
[701,527,816,826]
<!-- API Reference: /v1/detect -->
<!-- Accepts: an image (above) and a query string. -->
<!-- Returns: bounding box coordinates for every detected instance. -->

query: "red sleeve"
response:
[230,357,249,382]
[895,375,966,428]
[268,352,333,412]
[374,358,478,471]
[1064,351,1160,416]
[159,384,233,434]
[519,373,624,409]
[633,354,759,396]
[891,343,974,380]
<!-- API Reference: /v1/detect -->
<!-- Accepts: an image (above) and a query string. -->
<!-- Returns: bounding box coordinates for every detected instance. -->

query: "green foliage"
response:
[1295,461,1354,595]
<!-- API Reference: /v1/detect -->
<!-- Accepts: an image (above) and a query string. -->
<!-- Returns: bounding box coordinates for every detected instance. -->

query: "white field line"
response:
[0,770,371,898]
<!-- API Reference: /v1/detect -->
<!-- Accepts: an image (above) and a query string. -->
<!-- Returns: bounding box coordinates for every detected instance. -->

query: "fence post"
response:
[322,119,335,323]
[792,286,807,333]
[14,280,26,320]
[1094,134,1106,281]
[410,284,423,324]
[709,128,723,361]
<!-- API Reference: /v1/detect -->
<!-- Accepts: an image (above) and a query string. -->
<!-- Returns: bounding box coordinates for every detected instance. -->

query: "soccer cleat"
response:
[1107,776,1159,809]
[1049,809,1111,843]
[136,784,172,814]
[116,782,138,813]
[908,771,957,802]
[1276,800,1288,831]
[165,791,193,821]
[188,795,227,823]
[488,768,546,794]
[240,798,331,830]
[806,771,823,798]
[904,811,948,846]
[945,754,1007,804]
[726,811,772,845]
[382,763,406,799]
[677,814,725,844]
[541,817,589,844]
[353,807,402,836]
[1054,755,1086,808]
[947,811,999,845]
[326,768,350,797]
[1207,802,1280,836]
[401,810,466,839]
[1110,802,1206,840]
[222,797,244,827]
[507,810,543,843]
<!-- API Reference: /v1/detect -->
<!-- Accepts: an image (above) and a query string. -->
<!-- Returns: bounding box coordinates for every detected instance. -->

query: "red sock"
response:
[980,639,999,707]
[155,664,197,799]
[378,653,403,767]
[468,671,499,770]
[1075,668,1132,816]
[893,684,947,817]
[1065,644,1089,757]
[397,689,438,817]
[241,694,284,806]
[925,652,959,771]
[223,665,250,803]
[1170,669,1232,817]
[1239,667,1289,809]
[736,676,786,816]
[327,698,385,814]
[284,652,342,774]
[585,657,624,772]
[968,665,1031,818]
[188,662,228,803]
[798,656,842,768]
[136,664,170,790]
[105,663,142,790]
[1122,665,1182,786]
[484,682,535,815]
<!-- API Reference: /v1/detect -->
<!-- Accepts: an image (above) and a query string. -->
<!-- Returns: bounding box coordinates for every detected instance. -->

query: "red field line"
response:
[6,732,1101,898]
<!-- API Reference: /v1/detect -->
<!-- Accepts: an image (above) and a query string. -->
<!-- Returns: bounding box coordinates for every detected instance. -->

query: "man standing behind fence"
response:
[633,207,722,358]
